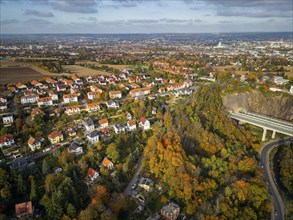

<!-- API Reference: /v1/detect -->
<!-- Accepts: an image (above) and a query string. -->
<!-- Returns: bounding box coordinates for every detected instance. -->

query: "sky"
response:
[1,0,292,34]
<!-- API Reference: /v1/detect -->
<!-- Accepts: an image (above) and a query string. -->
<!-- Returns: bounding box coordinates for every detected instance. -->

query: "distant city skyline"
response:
[1,0,292,34]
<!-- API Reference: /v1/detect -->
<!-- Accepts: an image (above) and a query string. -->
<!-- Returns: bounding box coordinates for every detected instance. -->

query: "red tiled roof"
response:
[15,201,33,217]
[99,118,108,124]
[109,90,121,95]
[128,120,136,126]
[0,134,13,144]
[31,108,44,117]
[48,131,62,139]
[63,94,78,98]
[102,158,113,167]
[28,137,36,145]
[88,168,96,177]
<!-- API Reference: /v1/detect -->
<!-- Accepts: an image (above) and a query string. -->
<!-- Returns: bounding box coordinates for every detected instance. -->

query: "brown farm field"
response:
[62,65,111,76]
[0,67,55,84]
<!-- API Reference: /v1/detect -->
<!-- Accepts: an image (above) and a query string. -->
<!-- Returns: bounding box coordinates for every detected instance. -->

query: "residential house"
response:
[127,120,136,131]
[21,94,39,104]
[269,86,283,92]
[83,118,95,132]
[102,157,114,170]
[70,87,81,96]
[129,88,151,98]
[63,79,74,86]
[109,90,122,99]
[87,91,100,100]
[45,77,56,84]
[31,108,44,120]
[31,80,42,87]
[28,136,41,151]
[159,87,166,93]
[68,142,83,155]
[139,117,150,130]
[48,91,58,101]
[99,118,109,129]
[66,128,76,138]
[86,103,100,112]
[8,86,16,92]
[125,111,132,120]
[160,203,180,220]
[15,201,33,219]
[65,105,81,116]
[87,167,100,182]
[90,85,102,93]
[16,82,27,89]
[0,103,7,111]
[86,131,99,144]
[56,84,67,92]
[274,76,289,85]
[48,132,63,145]
[130,83,140,89]
[106,100,119,109]
[71,76,83,85]
[113,123,127,134]
[63,94,78,103]
[0,134,14,148]
[0,96,7,104]
[138,177,154,191]
[37,97,53,107]
[1,113,13,126]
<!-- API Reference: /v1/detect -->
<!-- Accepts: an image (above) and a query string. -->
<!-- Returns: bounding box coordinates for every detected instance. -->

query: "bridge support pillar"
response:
[262,128,267,141]
[272,130,276,139]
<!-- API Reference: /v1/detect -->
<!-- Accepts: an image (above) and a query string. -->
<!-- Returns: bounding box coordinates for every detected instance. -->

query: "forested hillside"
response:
[143,85,271,218]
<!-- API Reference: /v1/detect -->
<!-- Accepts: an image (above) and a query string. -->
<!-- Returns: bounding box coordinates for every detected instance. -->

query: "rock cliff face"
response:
[222,91,293,121]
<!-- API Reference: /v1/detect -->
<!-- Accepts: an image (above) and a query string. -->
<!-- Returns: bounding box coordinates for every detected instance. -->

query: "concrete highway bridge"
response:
[228,112,293,141]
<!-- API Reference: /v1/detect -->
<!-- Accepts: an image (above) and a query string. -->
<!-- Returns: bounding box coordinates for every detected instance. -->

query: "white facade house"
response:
[68,143,83,155]
[37,97,53,107]
[87,92,100,100]
[65,106,81,116]
[63,94,78,103]
[1,114,13,126]
[129,88,151,98]
[86,103,100,112]
[106,100,119,109]
[86,131,99,144]
[48,92,58,101]
[127,120,136,131]
[28,137,41,151]
[139,118,150,130]
[99,118,109,129]
[113,123,127,134]
[88,168,99,182]
[83,118,95,132]
[109,91,122,99]
[21,95,39,104]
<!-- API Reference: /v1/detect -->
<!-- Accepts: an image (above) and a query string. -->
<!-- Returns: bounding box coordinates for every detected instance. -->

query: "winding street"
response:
[124,152,144,196]
[260,137,293,220]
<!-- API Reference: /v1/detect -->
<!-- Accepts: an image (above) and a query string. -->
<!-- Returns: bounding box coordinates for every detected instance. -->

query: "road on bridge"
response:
[260,137,293,220]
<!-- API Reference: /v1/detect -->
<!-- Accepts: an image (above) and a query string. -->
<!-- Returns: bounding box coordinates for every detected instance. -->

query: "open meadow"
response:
[62,65,111,76]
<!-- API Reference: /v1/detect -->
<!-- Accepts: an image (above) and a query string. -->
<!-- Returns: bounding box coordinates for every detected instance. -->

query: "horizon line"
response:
[1,31,292,35]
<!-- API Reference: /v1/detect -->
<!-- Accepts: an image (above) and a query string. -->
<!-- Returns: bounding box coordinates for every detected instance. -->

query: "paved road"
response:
[124,152,144,196]
[260,137,293,220]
